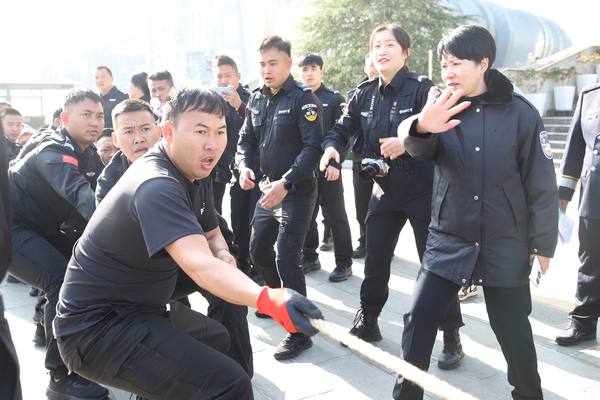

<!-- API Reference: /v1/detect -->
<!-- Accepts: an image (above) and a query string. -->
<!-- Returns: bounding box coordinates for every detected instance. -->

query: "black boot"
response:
[349,308,382,342]
[437,328,464,370]
[329,265,352,282]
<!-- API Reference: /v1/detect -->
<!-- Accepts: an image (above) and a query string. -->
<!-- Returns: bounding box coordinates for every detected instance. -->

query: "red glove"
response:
[256,287,323,336]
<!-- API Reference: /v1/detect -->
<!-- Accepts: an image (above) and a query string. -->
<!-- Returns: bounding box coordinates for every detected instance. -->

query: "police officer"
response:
[94,65,128,128]
[2,107,23,162]
[556,82,600,346]
[321,25,464,369]
[395,25,558,399]
[298,52,354,282]
[95,99,254,377]
[8,89,108,399]
[236,35,323,360]
[349,53,379,259]
[54,87,322,400]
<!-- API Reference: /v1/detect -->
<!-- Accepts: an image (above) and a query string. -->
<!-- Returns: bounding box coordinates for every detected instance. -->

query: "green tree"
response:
[295,0,470,93]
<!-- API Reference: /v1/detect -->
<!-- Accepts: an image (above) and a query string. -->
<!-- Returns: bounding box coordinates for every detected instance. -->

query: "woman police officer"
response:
[320,24,464,369]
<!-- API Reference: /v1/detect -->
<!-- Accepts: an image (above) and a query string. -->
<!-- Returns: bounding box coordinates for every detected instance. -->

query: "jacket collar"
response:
[60,127,85,155]
[378,66,409,95]
[460,69,513,107]
[260,73,294,97]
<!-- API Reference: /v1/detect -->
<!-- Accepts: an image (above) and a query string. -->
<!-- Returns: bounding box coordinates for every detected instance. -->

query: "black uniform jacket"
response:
[95,149,131,206]
[102,86,128,128]
[322,67,432,163]
[0,125,12,276]
[4,136,21,162]
[314,83,347,168]
[9,127,103,237]
[236,74,323,188]
[559,82,600,220]
[400,69,558,287]
[215,84,251,185]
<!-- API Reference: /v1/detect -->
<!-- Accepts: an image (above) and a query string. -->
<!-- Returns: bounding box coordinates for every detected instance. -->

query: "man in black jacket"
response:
[9,89,108,400]
[2,107,23,162]
[236,36,323,360]
[94,65,128,128]
[0,117,23,400]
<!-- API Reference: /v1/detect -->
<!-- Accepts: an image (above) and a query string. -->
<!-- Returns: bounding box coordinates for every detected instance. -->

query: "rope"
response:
[309,318,478,400]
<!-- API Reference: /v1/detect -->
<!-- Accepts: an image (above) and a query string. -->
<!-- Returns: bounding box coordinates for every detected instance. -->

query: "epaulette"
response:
[251,86,262,93]
[294,81,312,91]
[357,77,377,89]
[407,72,429,83]
[325,86,340,95]
[582,81,600,94]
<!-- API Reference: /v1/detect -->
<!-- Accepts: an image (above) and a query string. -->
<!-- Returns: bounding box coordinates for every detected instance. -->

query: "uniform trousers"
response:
[303,169,353,268]
[352,161,373,246]
[568,217,600,333]
[394,268,542,400]
[250,178,317,297]
[0,295,22,400]
[171,270,253,377]
[57,300,252,400]
[9,228,80,379]
[230,170,263,272]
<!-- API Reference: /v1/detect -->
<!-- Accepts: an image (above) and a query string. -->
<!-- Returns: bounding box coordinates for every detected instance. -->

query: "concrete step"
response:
[550,140,566,150]
[543,116,574,126]
[544,124,570,133]
[548,132,568,141]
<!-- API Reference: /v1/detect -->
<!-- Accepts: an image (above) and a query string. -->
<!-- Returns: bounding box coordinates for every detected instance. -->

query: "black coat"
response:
[559,82,600,220]
[400,69,558,287]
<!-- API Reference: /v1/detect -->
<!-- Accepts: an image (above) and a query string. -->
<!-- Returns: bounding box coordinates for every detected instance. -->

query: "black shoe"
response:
[135,396,150,400]
[437,328,464,370]
[6,274,24,284]
[29,286,39,296]
[349,308,382,342]
[33,323,46,347]
[244,267,266,286]
[273,332,313,360]
[352,243,366,259]
[302,259,322,274]
[46,374,109,400]
[255,310,273,319]
[329,265,352,282]
[319,236,334,251]
[556,328,597,346]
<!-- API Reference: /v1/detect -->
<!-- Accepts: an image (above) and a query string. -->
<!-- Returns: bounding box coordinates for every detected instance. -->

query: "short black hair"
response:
[212,55,239,74]
[163,86,227,128]
[297,53,323,69]
[52,107,63,121]
[437,25,496,73]
[0,101,12,108]
[98,128,113,142]
[0,107,22,119]
[63,88,103,111]
[148,70,174,87]
[130,71,150,98]
[96,65,113,77]
[258,35,291,58]
[112,99,155,128]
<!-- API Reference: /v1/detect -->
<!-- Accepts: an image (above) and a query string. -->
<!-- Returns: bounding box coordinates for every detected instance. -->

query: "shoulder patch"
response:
[294,81,311,91]
[302,104,318,121]
[539,131,553,160]
[62,155,79,167]
[407,72,428,83]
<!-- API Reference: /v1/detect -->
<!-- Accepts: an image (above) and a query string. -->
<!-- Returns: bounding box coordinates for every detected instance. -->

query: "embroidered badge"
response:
[585,109,598,119]
[539,131,553,160]
[278,109,291,115]
[302,104,318,122]
[62,155,79,167]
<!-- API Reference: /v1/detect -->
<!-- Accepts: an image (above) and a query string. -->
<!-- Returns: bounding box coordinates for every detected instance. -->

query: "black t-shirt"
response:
[54,141,218,337]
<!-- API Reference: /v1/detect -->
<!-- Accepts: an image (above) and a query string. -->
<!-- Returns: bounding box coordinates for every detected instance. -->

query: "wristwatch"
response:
[282,178,293,191]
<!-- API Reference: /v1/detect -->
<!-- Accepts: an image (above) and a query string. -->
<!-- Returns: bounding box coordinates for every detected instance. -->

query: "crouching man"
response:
[54,87,322,400]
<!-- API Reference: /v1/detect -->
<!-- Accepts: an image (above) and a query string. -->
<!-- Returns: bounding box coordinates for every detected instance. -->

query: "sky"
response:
[0,0,597,82]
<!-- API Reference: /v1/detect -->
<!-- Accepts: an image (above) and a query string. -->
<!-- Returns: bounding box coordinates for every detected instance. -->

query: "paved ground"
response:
[2,167,599,399]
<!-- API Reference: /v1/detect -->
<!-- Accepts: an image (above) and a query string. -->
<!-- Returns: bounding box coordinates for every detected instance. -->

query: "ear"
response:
[162,121,174,143]
[237,72,241,81]
[111,132,120,149]
[479,58,489,74]
[286,57,293,71]
[405,48,412,58]
[60,111,69,128]
[319,68,324,78]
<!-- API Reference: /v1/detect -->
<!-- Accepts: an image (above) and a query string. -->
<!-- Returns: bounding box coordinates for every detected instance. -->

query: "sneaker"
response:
[349,308,382,342]
[46,374,109,400]
[352,243,366,259]
[33,323,46,347]
[329,265,352,282]
[301,259,321,274]
[437,328,464,370]
[458,283,477,301]
[273,332,313,360]
[319,236,334,251]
